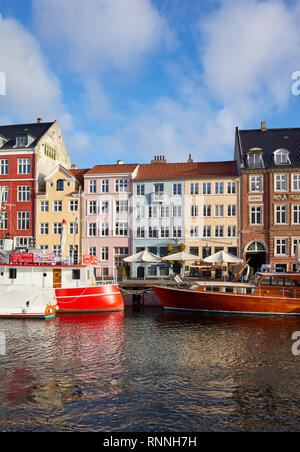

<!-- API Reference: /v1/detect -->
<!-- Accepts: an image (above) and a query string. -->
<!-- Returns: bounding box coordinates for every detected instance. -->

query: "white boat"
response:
[0,285,57,319]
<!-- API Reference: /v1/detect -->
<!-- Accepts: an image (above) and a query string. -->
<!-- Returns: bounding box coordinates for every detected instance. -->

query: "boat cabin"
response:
[0,264,95,288]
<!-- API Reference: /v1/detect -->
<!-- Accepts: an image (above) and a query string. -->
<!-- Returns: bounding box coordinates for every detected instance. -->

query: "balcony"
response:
[151,192,166,203]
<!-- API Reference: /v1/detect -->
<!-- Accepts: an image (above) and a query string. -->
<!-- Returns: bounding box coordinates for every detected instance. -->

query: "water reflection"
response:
[0,309,300,431]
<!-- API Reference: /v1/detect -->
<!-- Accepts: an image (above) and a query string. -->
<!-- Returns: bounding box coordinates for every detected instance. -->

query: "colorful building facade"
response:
[35,164,87,262]
[0,120,71,248]
[82,163,138,276]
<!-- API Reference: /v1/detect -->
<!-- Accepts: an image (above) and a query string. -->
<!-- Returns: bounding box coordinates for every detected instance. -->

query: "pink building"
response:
[82,163,138,277]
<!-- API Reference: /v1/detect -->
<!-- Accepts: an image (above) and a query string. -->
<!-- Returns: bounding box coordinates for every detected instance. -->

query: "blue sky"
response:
[0,0,300,168]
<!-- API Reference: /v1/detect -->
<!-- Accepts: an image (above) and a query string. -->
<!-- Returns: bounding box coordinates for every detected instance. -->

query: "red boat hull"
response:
[55,285,124,313]
[152,286,300,316]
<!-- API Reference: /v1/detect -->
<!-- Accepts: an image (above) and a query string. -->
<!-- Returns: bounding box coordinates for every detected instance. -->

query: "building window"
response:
[0,212,8,230]
[227,205,236,217]
[172,205,182,217]
[53,222,62,234]
[18,158,31,174]
[115,222,128,236]
[215,205,224,217]
[88,200,97,215]
[0,186,8,202]
[160,205,169,218]
[69,200,78,211]
[275,205,287,224]
[190,226,198,238]
[17,211,30,230]
[136,227,145,238]
[101,247,109,261]
[115,247,129,256]
[136,184,145,196]
[203,182,211,195]
[173,226,182,238]
[88,222,97,237]
[53,245,61,257]
[69,222,78,235]
[247,153,263,168]
[16,135,28,148]
[161,226,169,238]
[203,205,211,217]
[53,200,62,212]
[190,247,199,256]
[292,238,300,256]
[190,205,198,217]
[292,174,300,191]
[0,159,8,175]
[101,222,109,236]
[227,182,236,194]
[173,183,182,196]
[17,186,31,202]
[89,180,97,193]
[190,183,199,195]
[148,205,157,218]
[227,225,236,237]
[101,200,109,214]
[115,179,128,193]
[89,246,97,256]
[274,174,288,191]
[56,179,64,191]
[101,179,109,193]
[149,226,158,238]
[40,201,49,212]
[203,226,211,237]
[275,238,288,256]
[115,200,128,214]
[250,175,262,192]
[215,182,224,194]
[292,205,300,224]
[40,223,49,235]
[274,149,290,165]
[215,225,224,237]
[250,205,262,225]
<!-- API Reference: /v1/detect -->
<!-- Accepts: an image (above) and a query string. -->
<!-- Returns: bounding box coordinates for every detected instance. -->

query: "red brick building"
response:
[235,121,300,272]
[0,120,71,248]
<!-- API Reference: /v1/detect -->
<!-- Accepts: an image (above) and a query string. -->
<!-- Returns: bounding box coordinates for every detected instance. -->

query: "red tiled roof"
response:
[86,164,138,175]
[135,161,238,180]
[67,168,89,186]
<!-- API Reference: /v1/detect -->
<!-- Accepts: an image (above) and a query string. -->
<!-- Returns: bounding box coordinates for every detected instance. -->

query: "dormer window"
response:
[274,149,290,165]
[56,179,64,191]
[16,135,28,148]
[247,148,264,168]
[0,135,8,148]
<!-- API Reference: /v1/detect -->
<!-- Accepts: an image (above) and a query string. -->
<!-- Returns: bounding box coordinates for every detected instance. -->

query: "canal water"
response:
[0,307,300,432]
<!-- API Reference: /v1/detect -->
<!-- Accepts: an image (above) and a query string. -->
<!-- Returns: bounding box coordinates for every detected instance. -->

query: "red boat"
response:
[0,252,124,313]
[153,272,300,316]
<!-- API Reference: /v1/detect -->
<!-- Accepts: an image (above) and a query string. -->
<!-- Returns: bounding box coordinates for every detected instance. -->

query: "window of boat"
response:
[204,286,212,291]
[277,277,291,286]
[246,288,254,294]
[72,269,81,280]
[293,279,300,287]
[9,268,17,279]
[212,286,220,292]
[261,276,272,286]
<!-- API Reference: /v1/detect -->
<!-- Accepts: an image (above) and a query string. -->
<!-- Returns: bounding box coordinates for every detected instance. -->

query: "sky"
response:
[0,0,300,168]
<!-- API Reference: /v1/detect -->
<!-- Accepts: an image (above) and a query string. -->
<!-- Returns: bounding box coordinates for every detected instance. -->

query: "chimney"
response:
[117,160,124,165]
[261,121,266,132]
[150,155,167,164]
[187,154,193,163]
[37,118,42,123]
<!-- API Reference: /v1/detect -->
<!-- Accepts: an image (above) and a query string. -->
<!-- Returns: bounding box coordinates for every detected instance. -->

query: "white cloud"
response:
[33,0,175,74]
[199,0,300,117]
[0,13,71,126]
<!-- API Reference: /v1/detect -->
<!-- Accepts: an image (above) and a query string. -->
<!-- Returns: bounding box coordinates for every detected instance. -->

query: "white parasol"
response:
[161,251,198,277]
[124,250,161,279]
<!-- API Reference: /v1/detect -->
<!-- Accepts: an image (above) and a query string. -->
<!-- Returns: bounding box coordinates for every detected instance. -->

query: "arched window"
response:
[274,149,290,165]
[56,179,64,191]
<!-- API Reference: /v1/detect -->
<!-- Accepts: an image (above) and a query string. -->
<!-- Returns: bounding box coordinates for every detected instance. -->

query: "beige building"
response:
[35,164,87,262]
[184,161,240,275]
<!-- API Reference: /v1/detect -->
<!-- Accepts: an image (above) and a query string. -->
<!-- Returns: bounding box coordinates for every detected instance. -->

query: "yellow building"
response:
[184,161,240,275]
[35,165,87,262]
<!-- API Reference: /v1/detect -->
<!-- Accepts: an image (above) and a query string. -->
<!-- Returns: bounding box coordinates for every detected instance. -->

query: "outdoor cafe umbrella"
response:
[204,250,243,278]
[161,251,198,277]
[124,250,161,279]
